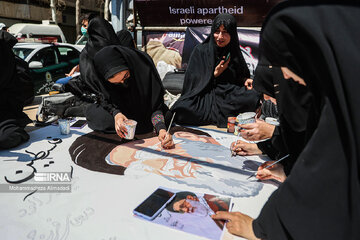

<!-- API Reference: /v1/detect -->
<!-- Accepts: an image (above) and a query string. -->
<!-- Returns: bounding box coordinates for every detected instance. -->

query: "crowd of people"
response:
[1,1,359,239]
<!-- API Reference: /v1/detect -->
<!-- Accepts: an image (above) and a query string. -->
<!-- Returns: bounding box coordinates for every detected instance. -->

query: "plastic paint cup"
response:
[265,117,280,126]
[123,119,137,140]
[58,119,70,135]
[234,112,256,135]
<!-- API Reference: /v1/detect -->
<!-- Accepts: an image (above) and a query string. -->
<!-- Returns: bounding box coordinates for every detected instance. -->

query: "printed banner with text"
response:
[135,0,283,27]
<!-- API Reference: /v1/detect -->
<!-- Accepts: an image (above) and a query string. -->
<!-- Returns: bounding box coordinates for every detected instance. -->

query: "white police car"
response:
[13,42,81,95]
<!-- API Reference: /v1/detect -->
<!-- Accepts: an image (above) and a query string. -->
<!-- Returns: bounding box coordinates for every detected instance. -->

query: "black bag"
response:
[162,69,185,95]
[36,92,76,124]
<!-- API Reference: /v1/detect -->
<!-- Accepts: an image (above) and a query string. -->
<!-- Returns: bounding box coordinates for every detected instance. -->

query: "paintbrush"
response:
[247,154,290,180]
[163,112,176,147]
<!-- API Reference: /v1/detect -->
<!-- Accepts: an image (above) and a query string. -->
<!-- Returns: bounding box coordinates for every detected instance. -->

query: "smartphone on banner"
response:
[133,188,176,221]
[70,119,87,129]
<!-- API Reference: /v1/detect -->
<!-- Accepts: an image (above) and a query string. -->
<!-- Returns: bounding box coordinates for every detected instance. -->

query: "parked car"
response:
[13,43,81,95]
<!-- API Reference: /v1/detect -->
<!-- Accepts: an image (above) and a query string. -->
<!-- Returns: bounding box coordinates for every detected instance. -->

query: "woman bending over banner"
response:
[88,45,174,148]
[171,13,260,127]
[66,17,173,148]
[212,1,360,239]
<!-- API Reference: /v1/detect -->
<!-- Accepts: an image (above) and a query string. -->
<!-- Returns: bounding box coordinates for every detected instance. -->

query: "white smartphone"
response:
[133,188,176,221]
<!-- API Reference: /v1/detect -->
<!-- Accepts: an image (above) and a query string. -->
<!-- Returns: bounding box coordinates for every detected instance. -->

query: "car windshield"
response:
[13,48,34,60]
[75,34,88,45]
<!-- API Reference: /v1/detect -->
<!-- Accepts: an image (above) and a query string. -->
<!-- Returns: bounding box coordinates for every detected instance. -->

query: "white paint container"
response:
[124,119,137,140]
[234,112,256,135]
[265,117,280,126]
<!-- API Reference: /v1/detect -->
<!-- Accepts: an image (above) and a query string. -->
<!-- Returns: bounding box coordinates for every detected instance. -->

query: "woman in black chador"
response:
[67,17,173,147]
[0,31,33,149]
[87,45,174,148]
[171,13,260,127]
[116,30,136,49]
[212,1,360,239]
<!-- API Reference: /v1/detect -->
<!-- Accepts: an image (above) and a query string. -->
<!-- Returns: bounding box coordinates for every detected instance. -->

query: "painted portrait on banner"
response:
[69,127,264,198]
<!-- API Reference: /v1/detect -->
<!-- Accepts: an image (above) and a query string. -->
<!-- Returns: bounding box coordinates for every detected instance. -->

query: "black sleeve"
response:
[222,61,248,86]
[256,126,281,160]
[252,190,280,239]
[96,96,120,118]
[225,65,244,86]
[257,139,278,160]
[270,126,295,175]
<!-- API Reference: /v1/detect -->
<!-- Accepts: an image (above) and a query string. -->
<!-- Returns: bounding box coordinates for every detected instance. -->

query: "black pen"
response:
[247,154,290,180]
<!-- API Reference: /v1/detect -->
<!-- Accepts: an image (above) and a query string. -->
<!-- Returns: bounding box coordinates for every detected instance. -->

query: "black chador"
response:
[171,13,260,127]
[252,2,360,239]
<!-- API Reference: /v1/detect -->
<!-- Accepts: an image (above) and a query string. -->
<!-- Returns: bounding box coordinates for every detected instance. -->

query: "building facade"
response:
[0,0,104,43]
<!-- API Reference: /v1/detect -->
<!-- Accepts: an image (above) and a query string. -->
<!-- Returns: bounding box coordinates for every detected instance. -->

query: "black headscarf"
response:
[0,30,16,90]
[79,17,120,95]
[93,45,167,134]
[95,52,129,82]
[116,30,135,49]
[207,13,249,78]
[172,14,259,127]
[253,56,279,98]
[178,13,250,98]
[253,1,360,239]
[253,56,283,162]
[253,56,281,120]
[254,52,315,173]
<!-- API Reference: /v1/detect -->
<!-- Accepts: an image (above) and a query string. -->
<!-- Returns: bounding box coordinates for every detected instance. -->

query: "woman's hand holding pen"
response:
[256,161,286,182]
[158,129,174,149]
[231,140,262,156]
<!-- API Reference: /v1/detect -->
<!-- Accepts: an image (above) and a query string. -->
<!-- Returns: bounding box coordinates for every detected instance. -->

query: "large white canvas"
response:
[0,125,278,240]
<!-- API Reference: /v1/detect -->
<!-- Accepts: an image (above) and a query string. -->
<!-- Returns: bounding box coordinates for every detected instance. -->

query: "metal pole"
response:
[111,0,126,32]
[75,0,81,38]
[50,0,57,24]
[104,0,110,21]
[111,0,120,32]
[119,0,126,30]
[132,1,137,47]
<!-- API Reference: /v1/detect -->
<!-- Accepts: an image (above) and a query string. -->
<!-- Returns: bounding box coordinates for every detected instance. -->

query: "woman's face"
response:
[281,67,306,86]
[81,19,89,29]
[213,25,231,48]
[108,70,131,86]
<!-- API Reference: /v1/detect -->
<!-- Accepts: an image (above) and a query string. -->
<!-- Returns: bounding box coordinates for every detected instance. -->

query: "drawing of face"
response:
[174,199,194,213]
[107,131,263,197]
[108,132,213,177]
[173,132,220,145]
[171,195,208,217]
